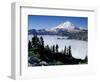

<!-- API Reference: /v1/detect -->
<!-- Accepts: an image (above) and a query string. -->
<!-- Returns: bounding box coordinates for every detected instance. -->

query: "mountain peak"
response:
[63,21,73,27]
[51,21,78,32]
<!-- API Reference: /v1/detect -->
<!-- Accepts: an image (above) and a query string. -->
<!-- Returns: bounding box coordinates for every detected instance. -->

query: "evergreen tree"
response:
[68,45,72,57]
[84,56,88,63]
[40,36,44,48]
[52,45,55,53]
[28,40,32,50]
[56,44,59,53]
[66,48,69,55]
[32,35,40,48]
[64,46,67,55]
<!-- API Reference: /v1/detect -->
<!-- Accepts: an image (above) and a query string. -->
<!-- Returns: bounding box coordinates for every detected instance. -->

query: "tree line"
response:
[28,35,88,66]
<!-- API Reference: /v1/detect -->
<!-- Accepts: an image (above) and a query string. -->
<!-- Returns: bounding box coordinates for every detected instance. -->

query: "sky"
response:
[28,15,88,30]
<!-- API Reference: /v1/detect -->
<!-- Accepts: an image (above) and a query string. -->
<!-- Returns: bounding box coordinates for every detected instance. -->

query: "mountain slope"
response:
[51,21,80,32]
[28,21,88,41]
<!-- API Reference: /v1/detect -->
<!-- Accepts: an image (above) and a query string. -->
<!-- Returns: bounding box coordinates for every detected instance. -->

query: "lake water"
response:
[28,35,87,59]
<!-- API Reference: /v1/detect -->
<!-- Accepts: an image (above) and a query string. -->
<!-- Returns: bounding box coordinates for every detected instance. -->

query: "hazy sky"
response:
[28,15,88,30]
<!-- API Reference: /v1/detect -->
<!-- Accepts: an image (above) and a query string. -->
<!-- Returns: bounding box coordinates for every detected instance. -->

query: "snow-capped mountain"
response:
[51,21,80,32]
[28,21,88,41]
